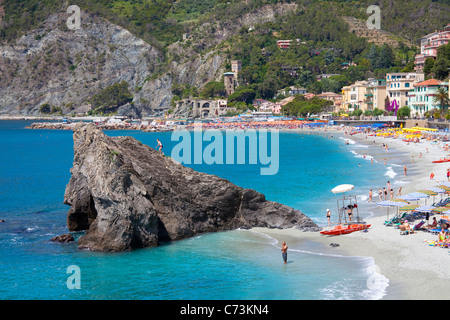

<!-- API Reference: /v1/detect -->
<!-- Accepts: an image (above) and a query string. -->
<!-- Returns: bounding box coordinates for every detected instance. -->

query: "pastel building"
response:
[408,79,446,117]
[386,72,424,108]
[414,24,450,72]
[341,80,369,112]
[364,79,387,111]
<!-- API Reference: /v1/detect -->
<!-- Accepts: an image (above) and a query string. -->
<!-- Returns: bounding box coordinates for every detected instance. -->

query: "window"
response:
[405,83,410,88]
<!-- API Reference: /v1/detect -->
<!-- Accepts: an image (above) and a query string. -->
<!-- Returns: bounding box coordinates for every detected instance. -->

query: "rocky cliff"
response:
[0,3,299,117]
[63,124,317,252]
[0,12,169,116]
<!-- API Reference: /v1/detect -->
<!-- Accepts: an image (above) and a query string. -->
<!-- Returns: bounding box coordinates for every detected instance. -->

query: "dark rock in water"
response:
[64,124,318,252]
[51,234,75,243]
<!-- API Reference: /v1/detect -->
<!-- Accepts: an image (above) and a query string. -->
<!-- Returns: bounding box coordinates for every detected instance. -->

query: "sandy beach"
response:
[254,126,450,300]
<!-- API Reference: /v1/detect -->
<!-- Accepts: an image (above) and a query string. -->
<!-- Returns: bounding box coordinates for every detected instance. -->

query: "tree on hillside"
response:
[90,80,133,114]
[433,87,450,111]
[199,81,226,98]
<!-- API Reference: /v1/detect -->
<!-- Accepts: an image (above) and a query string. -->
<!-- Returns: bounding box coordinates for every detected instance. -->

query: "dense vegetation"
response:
[1,0,449,115]
[89,80,133,114]
[423,42,450,81]
[281,95,333,117]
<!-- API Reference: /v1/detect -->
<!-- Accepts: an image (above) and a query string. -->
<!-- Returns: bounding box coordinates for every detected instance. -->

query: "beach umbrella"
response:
[399,204,420,212]
[418,189,438,196]
[377,200,409,220]
[397,192,429,204]
[436,185,450,194]
[431,207,449,214]
[415,205,436,213]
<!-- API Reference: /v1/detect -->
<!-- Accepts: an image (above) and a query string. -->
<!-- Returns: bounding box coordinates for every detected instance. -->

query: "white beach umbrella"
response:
[331,184,354,194]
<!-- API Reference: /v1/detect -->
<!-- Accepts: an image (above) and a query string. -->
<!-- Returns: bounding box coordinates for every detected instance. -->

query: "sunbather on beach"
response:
[425,217,438,229]
[438,230,446,243]
[400,220,414,234]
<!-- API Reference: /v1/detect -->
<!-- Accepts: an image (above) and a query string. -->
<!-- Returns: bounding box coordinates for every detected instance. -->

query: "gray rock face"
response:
[64,124,317,252]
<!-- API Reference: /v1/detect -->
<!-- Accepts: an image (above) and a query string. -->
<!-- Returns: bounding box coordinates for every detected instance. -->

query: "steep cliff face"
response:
[0,2,299,117]
[0,12,168,116]
[63,124,317,252]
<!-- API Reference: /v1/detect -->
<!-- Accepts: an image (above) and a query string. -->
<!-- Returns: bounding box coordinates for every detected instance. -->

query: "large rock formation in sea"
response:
[63,124,317,252]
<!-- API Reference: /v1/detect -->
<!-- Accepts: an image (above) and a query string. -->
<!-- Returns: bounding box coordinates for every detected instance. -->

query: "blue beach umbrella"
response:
[397,192,429,204]
[415,205,436,213]
[377,200,409,220]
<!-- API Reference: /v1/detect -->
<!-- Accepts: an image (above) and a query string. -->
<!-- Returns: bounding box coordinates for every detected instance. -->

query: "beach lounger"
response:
[385,212,406,226]
[413,221,425,231]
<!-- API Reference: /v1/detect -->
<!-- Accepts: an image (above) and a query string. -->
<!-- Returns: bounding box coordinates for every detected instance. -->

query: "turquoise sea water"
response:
[0,121,411,300]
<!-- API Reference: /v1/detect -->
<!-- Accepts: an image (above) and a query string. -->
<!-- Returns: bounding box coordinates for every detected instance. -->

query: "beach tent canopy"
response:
[331,184,354,193]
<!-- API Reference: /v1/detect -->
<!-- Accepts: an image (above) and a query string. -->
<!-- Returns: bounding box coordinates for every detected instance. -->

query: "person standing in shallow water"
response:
[281,241,288,264]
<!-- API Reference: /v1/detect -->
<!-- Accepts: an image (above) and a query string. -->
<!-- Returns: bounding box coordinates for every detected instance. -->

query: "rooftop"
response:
[414,79,442,87]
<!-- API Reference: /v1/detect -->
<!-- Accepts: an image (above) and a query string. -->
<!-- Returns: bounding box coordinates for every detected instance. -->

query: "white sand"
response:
[253,126,450,300]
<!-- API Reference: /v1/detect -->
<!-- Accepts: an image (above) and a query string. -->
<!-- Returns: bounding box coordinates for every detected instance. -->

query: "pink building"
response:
[415,24,450,72]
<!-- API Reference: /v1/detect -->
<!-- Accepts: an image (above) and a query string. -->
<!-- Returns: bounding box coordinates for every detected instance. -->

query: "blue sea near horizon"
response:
[0,121,412,300]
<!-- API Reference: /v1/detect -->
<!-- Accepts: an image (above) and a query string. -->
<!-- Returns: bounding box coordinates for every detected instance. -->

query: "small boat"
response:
[432,158,450,163]
[320,223,371,235]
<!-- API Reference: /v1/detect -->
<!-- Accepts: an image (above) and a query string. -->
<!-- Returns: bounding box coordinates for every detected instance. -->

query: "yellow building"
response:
[364,79,387,111]
[341,81,369,112]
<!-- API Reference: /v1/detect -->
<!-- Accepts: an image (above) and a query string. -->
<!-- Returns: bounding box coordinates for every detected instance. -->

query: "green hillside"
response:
[0,0,449,106]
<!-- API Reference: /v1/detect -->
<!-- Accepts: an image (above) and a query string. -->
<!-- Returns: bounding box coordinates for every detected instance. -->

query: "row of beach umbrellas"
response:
[377,182,450,219]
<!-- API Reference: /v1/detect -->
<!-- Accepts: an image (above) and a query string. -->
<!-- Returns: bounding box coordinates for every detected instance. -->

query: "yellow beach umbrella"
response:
[419,190,438,196]
[432,206,449,213]
[400,204,419,211]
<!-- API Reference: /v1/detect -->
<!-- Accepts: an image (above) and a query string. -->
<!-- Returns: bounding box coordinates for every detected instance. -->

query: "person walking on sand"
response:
[281,241,288,264]
[156,139,163,155]
[378,188,383,201]
[447,169,450,182]
[326,209,331,227]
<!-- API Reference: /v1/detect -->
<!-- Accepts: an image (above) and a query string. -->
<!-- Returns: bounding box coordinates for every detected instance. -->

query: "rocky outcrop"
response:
[63,124,317,252]
[51,234,74,243]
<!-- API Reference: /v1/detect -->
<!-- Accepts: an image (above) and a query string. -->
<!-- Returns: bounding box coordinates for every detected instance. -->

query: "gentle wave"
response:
[384,166,397,179]
[248,229,389,300]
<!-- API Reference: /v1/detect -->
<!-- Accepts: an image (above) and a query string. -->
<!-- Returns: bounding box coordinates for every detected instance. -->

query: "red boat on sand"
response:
[432,158,450,163]
[320,223,371,235]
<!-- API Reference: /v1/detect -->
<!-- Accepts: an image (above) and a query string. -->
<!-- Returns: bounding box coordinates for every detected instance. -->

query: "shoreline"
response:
[7,119,450,299]
[254,126,450,300]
